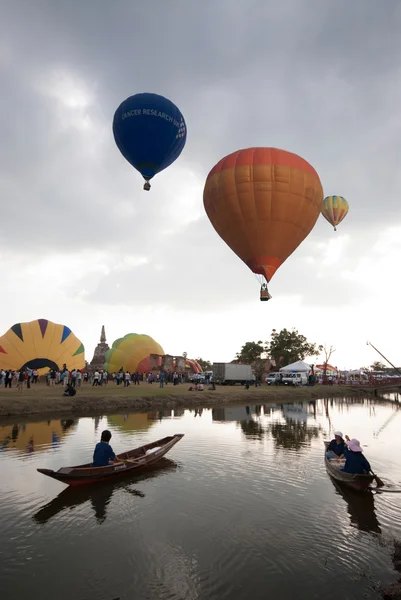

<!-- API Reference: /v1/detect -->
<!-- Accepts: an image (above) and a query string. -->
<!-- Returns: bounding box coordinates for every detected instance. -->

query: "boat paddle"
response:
[370,470,385,488]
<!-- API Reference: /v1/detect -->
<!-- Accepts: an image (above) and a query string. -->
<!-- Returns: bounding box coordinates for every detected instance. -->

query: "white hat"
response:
[334,431,343,438]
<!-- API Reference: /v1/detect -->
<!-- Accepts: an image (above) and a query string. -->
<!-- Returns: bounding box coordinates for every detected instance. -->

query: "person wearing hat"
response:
[341,436,371,474]
[326,431,346,460]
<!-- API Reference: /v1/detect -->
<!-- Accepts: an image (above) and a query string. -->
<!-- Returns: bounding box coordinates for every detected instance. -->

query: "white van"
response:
[281,372,308,386]
[265,372,281,385]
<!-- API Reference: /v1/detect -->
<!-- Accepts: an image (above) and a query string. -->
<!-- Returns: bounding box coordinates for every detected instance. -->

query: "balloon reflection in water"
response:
[0,419,77,454]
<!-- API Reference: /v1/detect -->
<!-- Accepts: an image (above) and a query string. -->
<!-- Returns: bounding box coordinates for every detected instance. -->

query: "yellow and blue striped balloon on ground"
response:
[0,319,85,373]
[322,195,349,231]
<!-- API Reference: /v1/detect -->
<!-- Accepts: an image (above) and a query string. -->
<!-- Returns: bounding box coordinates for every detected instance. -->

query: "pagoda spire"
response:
[90,325,110,369]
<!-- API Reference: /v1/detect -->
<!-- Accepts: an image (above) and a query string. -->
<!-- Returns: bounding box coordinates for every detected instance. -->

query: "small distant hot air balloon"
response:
[321,195,349,231]
[203,148,324,301]
[113,93,187,191]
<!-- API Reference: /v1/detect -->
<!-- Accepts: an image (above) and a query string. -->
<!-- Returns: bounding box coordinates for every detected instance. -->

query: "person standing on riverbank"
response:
[17,370,25,392]
[5,370,13,388]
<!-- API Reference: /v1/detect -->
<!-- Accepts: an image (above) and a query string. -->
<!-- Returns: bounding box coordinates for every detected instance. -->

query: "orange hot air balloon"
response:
[203,148,324,300]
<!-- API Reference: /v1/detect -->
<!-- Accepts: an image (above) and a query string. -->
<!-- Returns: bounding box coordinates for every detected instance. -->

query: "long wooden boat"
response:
[34,458,178,524]
[37,434,184,487]
[324,441,374,491]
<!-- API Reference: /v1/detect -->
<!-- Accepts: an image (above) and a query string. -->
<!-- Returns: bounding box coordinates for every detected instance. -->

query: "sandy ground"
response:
[0,382,367,420]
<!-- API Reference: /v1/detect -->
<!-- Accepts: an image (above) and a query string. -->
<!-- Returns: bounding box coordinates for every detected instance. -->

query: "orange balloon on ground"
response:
[203,148,324,284]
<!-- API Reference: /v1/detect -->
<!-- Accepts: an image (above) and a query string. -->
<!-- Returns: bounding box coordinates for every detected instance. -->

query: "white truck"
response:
[212,362,253,385]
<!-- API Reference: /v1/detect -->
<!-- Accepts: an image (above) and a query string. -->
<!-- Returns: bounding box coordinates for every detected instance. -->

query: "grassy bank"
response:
[0,382,365,420]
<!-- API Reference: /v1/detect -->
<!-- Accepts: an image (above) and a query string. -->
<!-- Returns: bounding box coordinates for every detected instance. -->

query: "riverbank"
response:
[0,382,378,419]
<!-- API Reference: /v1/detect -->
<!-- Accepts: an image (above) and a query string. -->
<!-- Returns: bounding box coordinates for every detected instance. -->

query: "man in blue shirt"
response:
[93,430,117,467]
[326,431,346,459]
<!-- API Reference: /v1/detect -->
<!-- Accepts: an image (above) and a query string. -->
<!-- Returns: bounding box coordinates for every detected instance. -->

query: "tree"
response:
[370,361,386,371]
[235,341,267,382]
[267,328,322,367]
[322,344,336,380]
[236,341,267,364]
[196,357,212,371]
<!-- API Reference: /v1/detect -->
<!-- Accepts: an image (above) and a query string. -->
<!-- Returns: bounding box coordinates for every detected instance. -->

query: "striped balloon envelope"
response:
[0,319,85,373]
[322,195,349,231]
[104,333,164,373]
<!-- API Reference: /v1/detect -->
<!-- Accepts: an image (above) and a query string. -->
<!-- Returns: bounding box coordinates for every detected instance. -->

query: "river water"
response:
[1,397,401,600]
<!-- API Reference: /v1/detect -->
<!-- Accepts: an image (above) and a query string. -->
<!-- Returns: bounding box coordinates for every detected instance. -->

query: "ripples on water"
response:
[1,398,401,599]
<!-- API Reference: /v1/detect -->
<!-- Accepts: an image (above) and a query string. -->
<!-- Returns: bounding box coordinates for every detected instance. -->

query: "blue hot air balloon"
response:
[113,93,187,191]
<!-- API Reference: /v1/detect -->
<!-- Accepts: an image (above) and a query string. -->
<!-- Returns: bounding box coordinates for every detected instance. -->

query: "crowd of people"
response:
[0,366,195,390]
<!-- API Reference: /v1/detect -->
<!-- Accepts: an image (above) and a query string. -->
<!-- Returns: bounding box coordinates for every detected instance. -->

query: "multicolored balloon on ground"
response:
[0,319,85,372]
[203,148,324,298]
[104,333,164,373]
[113,93,187,190]
[185,358,202,373]
[321,195,349,231]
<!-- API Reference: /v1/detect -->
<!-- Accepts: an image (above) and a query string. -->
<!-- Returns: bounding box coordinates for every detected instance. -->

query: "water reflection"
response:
[0,419,77,454]
[107,412,157,433]
[329,479,381,534]
[2,398,401,600]
[212,404,322,448]
[33,458,179,525]
[270,420,322,450]
[212,406,255,422]
[239,419,264,439]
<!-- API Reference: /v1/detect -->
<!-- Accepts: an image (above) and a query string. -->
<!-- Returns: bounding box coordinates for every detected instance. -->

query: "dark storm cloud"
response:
[1,0,401,305]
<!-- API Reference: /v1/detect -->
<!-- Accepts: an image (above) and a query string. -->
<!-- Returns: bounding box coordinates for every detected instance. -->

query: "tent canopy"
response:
[280,360,312,373]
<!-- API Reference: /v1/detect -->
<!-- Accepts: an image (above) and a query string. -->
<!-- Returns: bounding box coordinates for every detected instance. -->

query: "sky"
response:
[1,0,401,370]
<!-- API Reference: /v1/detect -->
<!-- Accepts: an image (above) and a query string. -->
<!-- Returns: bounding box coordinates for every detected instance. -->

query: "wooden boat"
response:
[324,441,374,491]
[37,434,184,487]
[34,458,178,524]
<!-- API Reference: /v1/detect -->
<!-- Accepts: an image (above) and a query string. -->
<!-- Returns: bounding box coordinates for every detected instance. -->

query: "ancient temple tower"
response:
[89,325,110,370]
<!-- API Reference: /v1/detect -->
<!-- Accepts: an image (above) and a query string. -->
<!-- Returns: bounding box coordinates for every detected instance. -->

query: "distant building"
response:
[148,353,186,374]
[90,325,110,370]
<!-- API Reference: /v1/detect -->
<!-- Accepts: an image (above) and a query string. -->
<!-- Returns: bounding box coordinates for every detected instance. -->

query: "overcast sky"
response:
[1,0,401,369]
